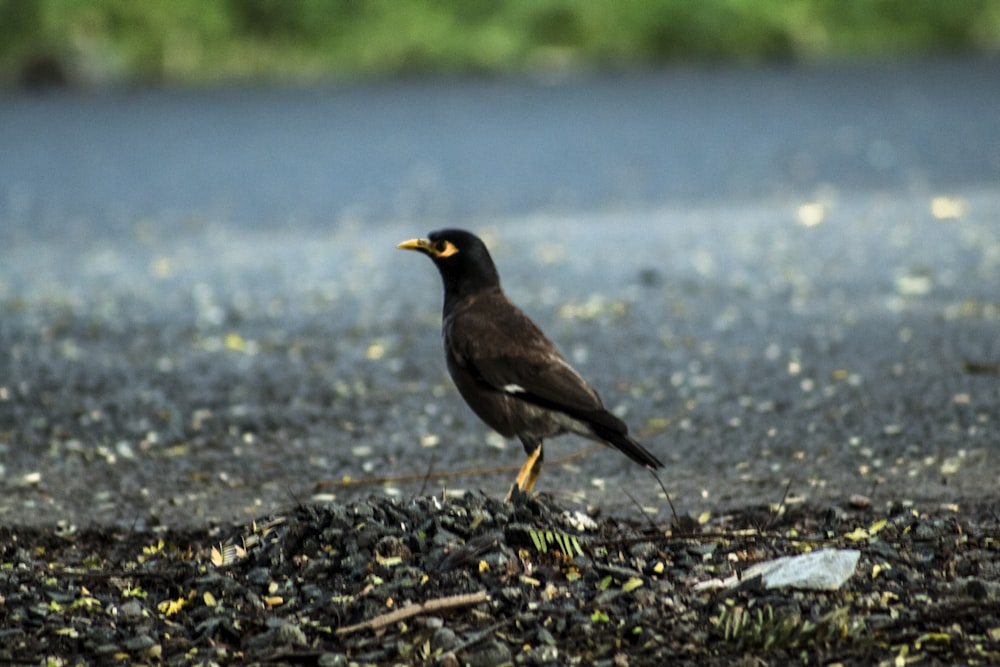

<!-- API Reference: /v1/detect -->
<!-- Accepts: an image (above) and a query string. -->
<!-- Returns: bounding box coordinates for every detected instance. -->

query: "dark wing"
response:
[444,289,605,417]
[444,288,664,470]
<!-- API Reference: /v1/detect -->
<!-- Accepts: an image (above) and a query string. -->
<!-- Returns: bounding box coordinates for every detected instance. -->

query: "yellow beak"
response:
[397,238,431,252]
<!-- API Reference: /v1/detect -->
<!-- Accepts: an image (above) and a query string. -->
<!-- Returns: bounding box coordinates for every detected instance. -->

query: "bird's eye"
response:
[431,239,459,258]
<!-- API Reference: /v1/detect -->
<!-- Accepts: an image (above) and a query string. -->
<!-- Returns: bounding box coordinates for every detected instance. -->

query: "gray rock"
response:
[118,600,145,623]
[274,621,308,646]
[465,638,512,667]
[123,635,156,651]
[246,567,272,586]
[317,654,349,667]
[431,626,460,652]
[522,644,559,664]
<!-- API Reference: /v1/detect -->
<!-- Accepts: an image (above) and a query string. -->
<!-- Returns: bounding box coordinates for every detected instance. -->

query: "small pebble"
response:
[317,654,349,667]
[123,635,156,651]
[849,494,872,509]
[275,621,308,646]
[431,627,460,652]
[118,600,145,623]
[464,639,511,667]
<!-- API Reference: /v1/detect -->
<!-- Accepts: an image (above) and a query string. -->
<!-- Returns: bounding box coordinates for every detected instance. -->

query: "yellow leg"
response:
[522,445,543,492]
[506,443,543,501]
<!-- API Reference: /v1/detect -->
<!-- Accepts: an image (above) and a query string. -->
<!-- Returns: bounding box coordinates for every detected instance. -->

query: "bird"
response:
[398,228,664,500]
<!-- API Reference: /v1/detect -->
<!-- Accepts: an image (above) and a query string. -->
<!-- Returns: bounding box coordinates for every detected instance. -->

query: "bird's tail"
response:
[591,422,664,470]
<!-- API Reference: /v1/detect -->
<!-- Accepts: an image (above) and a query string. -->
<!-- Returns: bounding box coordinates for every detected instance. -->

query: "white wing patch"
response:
[503,383,526,394]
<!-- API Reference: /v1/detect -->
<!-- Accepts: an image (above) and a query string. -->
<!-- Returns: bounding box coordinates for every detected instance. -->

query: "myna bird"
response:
[398,229,664,499]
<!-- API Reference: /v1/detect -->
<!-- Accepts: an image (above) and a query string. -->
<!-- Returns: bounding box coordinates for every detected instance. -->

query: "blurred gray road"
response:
[1,58,998,527]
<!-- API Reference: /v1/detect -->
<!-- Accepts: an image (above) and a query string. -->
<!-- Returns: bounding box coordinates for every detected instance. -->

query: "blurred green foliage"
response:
[1,0,998,84]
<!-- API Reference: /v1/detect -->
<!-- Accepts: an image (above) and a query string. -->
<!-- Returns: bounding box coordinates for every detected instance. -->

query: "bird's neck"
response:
[440,264,500,315]
[442,280,501,316]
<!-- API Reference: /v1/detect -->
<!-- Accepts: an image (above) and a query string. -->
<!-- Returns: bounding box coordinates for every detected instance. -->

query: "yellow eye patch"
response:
[432,240,459,258]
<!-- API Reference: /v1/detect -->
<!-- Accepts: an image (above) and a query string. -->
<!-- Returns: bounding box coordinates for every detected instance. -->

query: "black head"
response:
[398,228,501,308]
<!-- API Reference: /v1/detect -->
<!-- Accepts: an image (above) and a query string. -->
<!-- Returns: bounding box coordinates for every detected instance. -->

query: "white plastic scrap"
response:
[693,548,861,593]
[560,510,598,531]
[742,548,861,591]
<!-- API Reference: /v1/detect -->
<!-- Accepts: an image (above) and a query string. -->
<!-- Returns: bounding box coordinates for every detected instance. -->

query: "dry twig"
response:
[335,591,490,635]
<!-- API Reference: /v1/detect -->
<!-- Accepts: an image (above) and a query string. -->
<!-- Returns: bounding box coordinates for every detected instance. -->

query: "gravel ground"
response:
[2,493,999,665]
[2,61,999,664]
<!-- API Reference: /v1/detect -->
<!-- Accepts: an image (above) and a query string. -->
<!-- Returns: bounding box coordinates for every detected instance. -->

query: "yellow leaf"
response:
[210,546,224,567]
[844,527,869,542]
[158,598,187,616]
[930,196,965,220]
[646,417,670,430]
[916,632,951,645]
[621,577,644,593]
[70,596,101,611]
[224,333,246,351]
[142,540,165,555]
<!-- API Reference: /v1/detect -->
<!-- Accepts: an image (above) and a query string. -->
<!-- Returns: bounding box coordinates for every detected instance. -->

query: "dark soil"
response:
[2,493,998,666]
